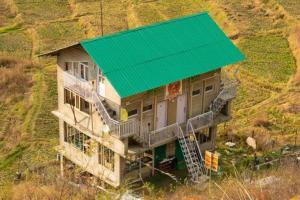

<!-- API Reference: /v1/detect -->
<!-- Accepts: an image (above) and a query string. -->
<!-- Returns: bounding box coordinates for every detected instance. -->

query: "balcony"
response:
[62,71,140,139]
[63,71,93,102]
[148,123,181,148]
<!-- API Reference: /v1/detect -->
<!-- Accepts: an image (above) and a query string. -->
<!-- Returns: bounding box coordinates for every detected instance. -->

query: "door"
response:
[191,81,203,117]
[156,101,167,129]
[203,76,216,112]
[97,67,105,97]
[79,62,89,81]
[176,94,187,124]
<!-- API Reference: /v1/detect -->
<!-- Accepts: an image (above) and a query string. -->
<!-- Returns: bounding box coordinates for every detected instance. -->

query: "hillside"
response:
[0,0,299,199]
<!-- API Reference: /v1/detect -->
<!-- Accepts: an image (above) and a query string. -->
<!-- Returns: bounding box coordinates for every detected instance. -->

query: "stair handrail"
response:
[178,126,200,180]
[92,88,139,137]
[187,120,207,175]
[210,80,238,113]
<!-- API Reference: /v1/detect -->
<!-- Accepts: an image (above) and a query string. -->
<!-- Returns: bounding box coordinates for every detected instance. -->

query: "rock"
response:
[246,137,256,150]
[255,176,279,187]
[225,142,236,147]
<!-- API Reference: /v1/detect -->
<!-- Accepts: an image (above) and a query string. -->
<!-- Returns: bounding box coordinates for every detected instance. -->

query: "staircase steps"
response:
[177,125,207,183]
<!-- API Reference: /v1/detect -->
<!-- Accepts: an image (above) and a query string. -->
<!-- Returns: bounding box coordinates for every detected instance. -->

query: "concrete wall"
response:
[55,45,124,187]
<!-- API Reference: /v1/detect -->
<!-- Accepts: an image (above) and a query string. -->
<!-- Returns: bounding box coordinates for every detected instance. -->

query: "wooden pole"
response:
[60,154,64,177]
[100,0,104,36]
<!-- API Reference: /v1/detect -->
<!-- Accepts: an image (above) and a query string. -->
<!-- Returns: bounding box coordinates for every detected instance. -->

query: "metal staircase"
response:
[210,83,237,114]
[177,80,238,183]
[178,125,208,183]
[92,90,139,138]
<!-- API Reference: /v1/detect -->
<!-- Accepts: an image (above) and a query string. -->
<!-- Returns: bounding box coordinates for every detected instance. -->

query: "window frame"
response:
[204,84,214,93]
[64,61,89,81]
[63,122,91,154]
[142,104,153,113]
[128,108,138,118]
[98,143,115,171]
[192,88,201,97]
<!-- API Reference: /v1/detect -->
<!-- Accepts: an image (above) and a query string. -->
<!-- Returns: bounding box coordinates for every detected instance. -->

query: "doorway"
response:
[156,101,167,129]
[176,94,187,124]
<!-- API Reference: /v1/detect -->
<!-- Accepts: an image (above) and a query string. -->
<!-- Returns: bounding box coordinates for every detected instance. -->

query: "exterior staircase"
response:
[210,83,237,114]
[101,99,117,120]
[177,81,238,183]
[92,90,139,138]
[178,125,208,183]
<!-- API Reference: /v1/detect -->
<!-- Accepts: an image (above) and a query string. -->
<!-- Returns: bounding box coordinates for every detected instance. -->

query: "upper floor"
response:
[53,44,237,150]
[45,12,244,152]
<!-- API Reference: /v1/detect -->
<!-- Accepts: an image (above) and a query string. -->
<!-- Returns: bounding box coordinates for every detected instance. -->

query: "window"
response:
[64,89,90,114]
[166,142,176,157]
[80,62,89,81]
[80,97,90,114]
[192,89,201,96]
[143,104,152,112]
[99,144,114,171]
[65,62,72,71]
[205,85,214,93]
[198,128,212,144]
[64,61,89,81]
[64,122,91,153]
[98,67,105,83]
[128,109,138,117]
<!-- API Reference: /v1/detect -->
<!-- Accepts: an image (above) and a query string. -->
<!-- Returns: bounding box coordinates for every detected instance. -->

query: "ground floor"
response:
[58,121,217,188]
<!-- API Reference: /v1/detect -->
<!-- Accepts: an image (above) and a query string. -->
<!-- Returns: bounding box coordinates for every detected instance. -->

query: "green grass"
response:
[240,34,296,84]
[0,31,32,57]
[0,65,58,188]
[277,0,300,19]
[14,0,72,24]
[74,0,102,16]
[232,82,272,111]
[0,23,23,34]
[36,21,86,53]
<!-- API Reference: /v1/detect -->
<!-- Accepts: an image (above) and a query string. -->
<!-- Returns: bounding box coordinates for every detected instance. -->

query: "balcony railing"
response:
[187,111,213,133]
[148,123,180,147]
[63,71,139,138]
[91,86,140,138]
[63,71,93,102]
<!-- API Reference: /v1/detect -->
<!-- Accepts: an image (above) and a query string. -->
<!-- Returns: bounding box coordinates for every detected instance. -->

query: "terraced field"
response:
[0,0,299,197]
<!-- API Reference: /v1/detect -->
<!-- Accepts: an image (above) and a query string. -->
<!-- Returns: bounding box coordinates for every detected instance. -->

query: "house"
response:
[43,12,244,188]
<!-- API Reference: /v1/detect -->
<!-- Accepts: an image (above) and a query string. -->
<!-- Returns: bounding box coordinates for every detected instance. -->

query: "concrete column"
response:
[60,154,64,177]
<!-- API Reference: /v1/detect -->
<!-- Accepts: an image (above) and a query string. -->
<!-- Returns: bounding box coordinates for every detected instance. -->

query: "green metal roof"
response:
[81,12,245,98]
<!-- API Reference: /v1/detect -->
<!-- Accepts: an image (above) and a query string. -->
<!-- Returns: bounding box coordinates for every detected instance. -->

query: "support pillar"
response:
[60,154,64,177]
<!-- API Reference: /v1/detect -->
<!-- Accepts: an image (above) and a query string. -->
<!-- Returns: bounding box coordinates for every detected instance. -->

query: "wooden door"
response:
[191,81,203,117]
[156,101,167,129]
[167,100,177,125]
[176,94,187,124]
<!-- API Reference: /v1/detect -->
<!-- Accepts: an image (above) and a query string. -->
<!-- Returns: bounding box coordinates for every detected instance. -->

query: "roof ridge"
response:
[80,11,209,44]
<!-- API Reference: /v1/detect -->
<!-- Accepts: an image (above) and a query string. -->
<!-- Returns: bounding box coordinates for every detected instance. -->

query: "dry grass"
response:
[8,178,97,200]
[160,163,300,200]
[0,56,34,103]
[288,24,300,85]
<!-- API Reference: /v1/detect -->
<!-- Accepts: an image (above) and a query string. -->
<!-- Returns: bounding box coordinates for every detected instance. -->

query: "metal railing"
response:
[63,71,93,101]
[63,71,139,138]
[92,90,139,138]
[210,82,237,114]
[187,111,213,133]
[148,123,180,147]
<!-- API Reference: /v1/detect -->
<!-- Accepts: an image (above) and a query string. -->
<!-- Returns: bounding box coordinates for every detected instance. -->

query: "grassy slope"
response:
[0,0,299,197]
